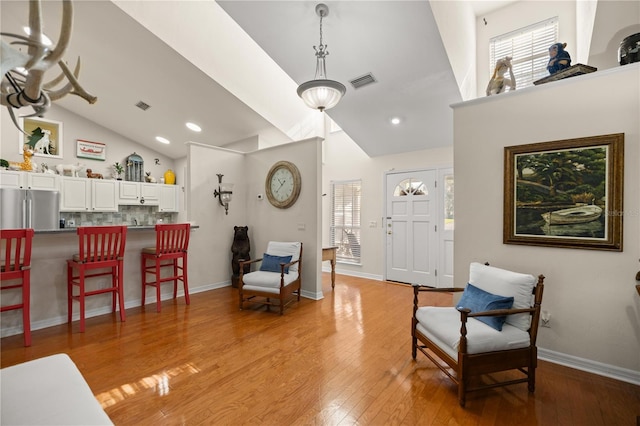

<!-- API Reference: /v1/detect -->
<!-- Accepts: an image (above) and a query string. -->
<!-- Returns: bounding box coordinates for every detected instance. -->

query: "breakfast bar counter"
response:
[0,224,198,339]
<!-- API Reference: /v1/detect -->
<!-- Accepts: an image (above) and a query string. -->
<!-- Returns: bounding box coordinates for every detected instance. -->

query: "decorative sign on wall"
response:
[503,133,624,251]
[18,117,63,159]
[76,139,106,161]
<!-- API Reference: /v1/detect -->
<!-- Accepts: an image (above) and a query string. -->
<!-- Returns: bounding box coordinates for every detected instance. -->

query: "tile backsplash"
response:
[60,205,176,227]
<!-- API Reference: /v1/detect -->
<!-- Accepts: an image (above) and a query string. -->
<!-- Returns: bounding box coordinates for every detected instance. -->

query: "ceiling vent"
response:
[135,101,151,111]
[349,73,377,89]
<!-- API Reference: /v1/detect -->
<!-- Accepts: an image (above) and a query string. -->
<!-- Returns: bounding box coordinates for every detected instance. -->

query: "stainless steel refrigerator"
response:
[0,188,60,230]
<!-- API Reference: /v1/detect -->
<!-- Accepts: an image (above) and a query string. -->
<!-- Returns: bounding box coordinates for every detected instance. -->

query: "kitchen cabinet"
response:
[117,181,140,204]
[60,177,117,212]
[158,185,179,212]
[0,170,59,191]
[117,181,160,206]
[140,184,160,205]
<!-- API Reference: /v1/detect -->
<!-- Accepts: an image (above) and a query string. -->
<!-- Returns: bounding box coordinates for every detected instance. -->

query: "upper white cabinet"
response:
[118,181,160,206]
[117,181,140,204]
[92,180,118,212]
[27,173,60,190]
[0,170,59,191]
[140,184,160,206]
[158,185,179,212]
[3,173,180,213]
[60,177,117,212]
[0,170,24,188]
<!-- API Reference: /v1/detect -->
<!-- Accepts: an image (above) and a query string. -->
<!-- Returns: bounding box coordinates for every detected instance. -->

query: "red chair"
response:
[67,226,127,332]
[141,223,191,312]
[1,229,35,346]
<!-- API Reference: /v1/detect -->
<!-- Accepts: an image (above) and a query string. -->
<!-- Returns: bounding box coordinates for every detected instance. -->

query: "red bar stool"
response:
[141,223,191,312]
[67,226,127,332]
[1,229,35,347]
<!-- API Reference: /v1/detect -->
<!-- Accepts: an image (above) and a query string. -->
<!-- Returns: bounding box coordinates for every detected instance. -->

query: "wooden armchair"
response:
[411,262,545,407]
[238,241,302,315]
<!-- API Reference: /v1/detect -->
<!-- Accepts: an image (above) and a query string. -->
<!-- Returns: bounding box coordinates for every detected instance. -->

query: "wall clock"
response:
[265,161,301,209]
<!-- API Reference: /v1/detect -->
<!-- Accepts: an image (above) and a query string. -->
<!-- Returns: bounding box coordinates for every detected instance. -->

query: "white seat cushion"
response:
[242,270,300,294]
[415,306,531,359]
[265,241,301,273]
[0,353,113,425]
[469,262,537,331]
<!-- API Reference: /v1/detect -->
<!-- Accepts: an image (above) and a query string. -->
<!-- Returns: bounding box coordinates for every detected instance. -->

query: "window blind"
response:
[490,17,558,89]
[330,180,362,263]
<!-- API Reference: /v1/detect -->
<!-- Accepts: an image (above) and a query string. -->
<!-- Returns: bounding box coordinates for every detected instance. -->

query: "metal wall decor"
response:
[125,152,144,182]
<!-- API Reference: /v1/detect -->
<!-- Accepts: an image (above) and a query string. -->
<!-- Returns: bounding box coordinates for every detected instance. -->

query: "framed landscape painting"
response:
[503,134,623,251]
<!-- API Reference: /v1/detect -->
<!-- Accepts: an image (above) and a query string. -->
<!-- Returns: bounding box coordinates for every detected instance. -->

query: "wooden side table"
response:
[322,247,338,289]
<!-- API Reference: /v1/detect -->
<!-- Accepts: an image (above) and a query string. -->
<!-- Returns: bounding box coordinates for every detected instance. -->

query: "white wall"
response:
[588,0,640,70]
[476,1,577,99]
[322,130,453,279]
[187,143,247,290]
[430,0,478,100]
[185,138,323,299]
[453,64,640,379]
[245,138,323,299]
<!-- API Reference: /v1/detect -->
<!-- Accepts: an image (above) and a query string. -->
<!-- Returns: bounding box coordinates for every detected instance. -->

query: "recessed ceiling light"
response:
[186,122,202,132]
[155,136,170,144]
[23,26,52,46]
[390,117,401,125]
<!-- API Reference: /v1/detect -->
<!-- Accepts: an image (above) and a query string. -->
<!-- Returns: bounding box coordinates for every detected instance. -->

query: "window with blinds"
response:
[490,17,558,89]
[330,180,362,264]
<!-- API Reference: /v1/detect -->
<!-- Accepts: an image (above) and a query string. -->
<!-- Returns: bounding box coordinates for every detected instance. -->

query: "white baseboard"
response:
[538,347,640,386]
[1,281,231,338]
[300,289,324,300]
[321,266,383,281]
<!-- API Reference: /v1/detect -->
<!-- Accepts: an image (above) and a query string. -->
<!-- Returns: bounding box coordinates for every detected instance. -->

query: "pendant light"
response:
[297,3,346,112]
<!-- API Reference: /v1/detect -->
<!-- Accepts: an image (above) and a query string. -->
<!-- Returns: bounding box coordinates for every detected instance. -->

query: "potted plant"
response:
[113,162,124,180]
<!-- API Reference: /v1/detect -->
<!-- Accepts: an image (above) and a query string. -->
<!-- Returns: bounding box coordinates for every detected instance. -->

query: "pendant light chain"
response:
[297,3,346,111]
[314,9,328,79]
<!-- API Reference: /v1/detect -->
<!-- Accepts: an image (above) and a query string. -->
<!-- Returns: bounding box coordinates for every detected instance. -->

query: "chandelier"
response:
[296,3,346,112]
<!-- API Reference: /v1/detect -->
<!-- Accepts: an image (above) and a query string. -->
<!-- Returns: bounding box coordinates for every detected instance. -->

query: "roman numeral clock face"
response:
[265,161,301,209]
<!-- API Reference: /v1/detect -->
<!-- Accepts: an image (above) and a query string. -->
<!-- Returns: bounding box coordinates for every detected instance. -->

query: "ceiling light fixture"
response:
[186,122,201,132]
[155,136,170,144]
[297,3,346,112]
[390,117,401,125]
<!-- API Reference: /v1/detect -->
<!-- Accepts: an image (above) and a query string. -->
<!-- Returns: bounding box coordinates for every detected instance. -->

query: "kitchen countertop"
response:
[35,225,199,234]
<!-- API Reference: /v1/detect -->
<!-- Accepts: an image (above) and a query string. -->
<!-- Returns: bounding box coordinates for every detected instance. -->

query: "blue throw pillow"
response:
[457,283,514,331]
[259,253,293,273]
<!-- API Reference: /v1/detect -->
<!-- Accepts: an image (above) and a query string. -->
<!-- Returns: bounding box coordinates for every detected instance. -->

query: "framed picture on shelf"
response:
[503,133,624,251]
[76,139,106,161]
[18,117,63,159]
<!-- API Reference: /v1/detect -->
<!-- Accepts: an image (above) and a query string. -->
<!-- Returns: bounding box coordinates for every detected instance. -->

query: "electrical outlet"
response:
[68,219,75,227]
[541,310,551,328]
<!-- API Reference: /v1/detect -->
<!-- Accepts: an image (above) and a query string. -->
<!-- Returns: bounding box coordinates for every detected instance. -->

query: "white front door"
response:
[385,170,437,286]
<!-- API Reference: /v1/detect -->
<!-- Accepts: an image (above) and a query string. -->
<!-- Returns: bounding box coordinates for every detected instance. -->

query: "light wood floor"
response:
[2,274,639,425]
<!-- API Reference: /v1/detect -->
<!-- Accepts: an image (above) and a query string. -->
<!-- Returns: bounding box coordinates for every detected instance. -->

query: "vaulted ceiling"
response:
[1,1,513,159]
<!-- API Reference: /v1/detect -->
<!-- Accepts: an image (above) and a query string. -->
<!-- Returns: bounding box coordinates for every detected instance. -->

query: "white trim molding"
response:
[539,348,640,386]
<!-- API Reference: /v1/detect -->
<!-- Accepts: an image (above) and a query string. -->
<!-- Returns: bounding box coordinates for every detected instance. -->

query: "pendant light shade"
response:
[297,4,345,112]
[297,79,345,111]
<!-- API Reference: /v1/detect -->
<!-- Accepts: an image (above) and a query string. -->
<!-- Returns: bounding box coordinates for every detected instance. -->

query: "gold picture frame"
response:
[18,116,63,159]
[504,133,624,251]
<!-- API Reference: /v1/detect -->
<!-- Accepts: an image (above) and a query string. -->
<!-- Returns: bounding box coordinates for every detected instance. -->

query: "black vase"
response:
[618,33,640,66]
